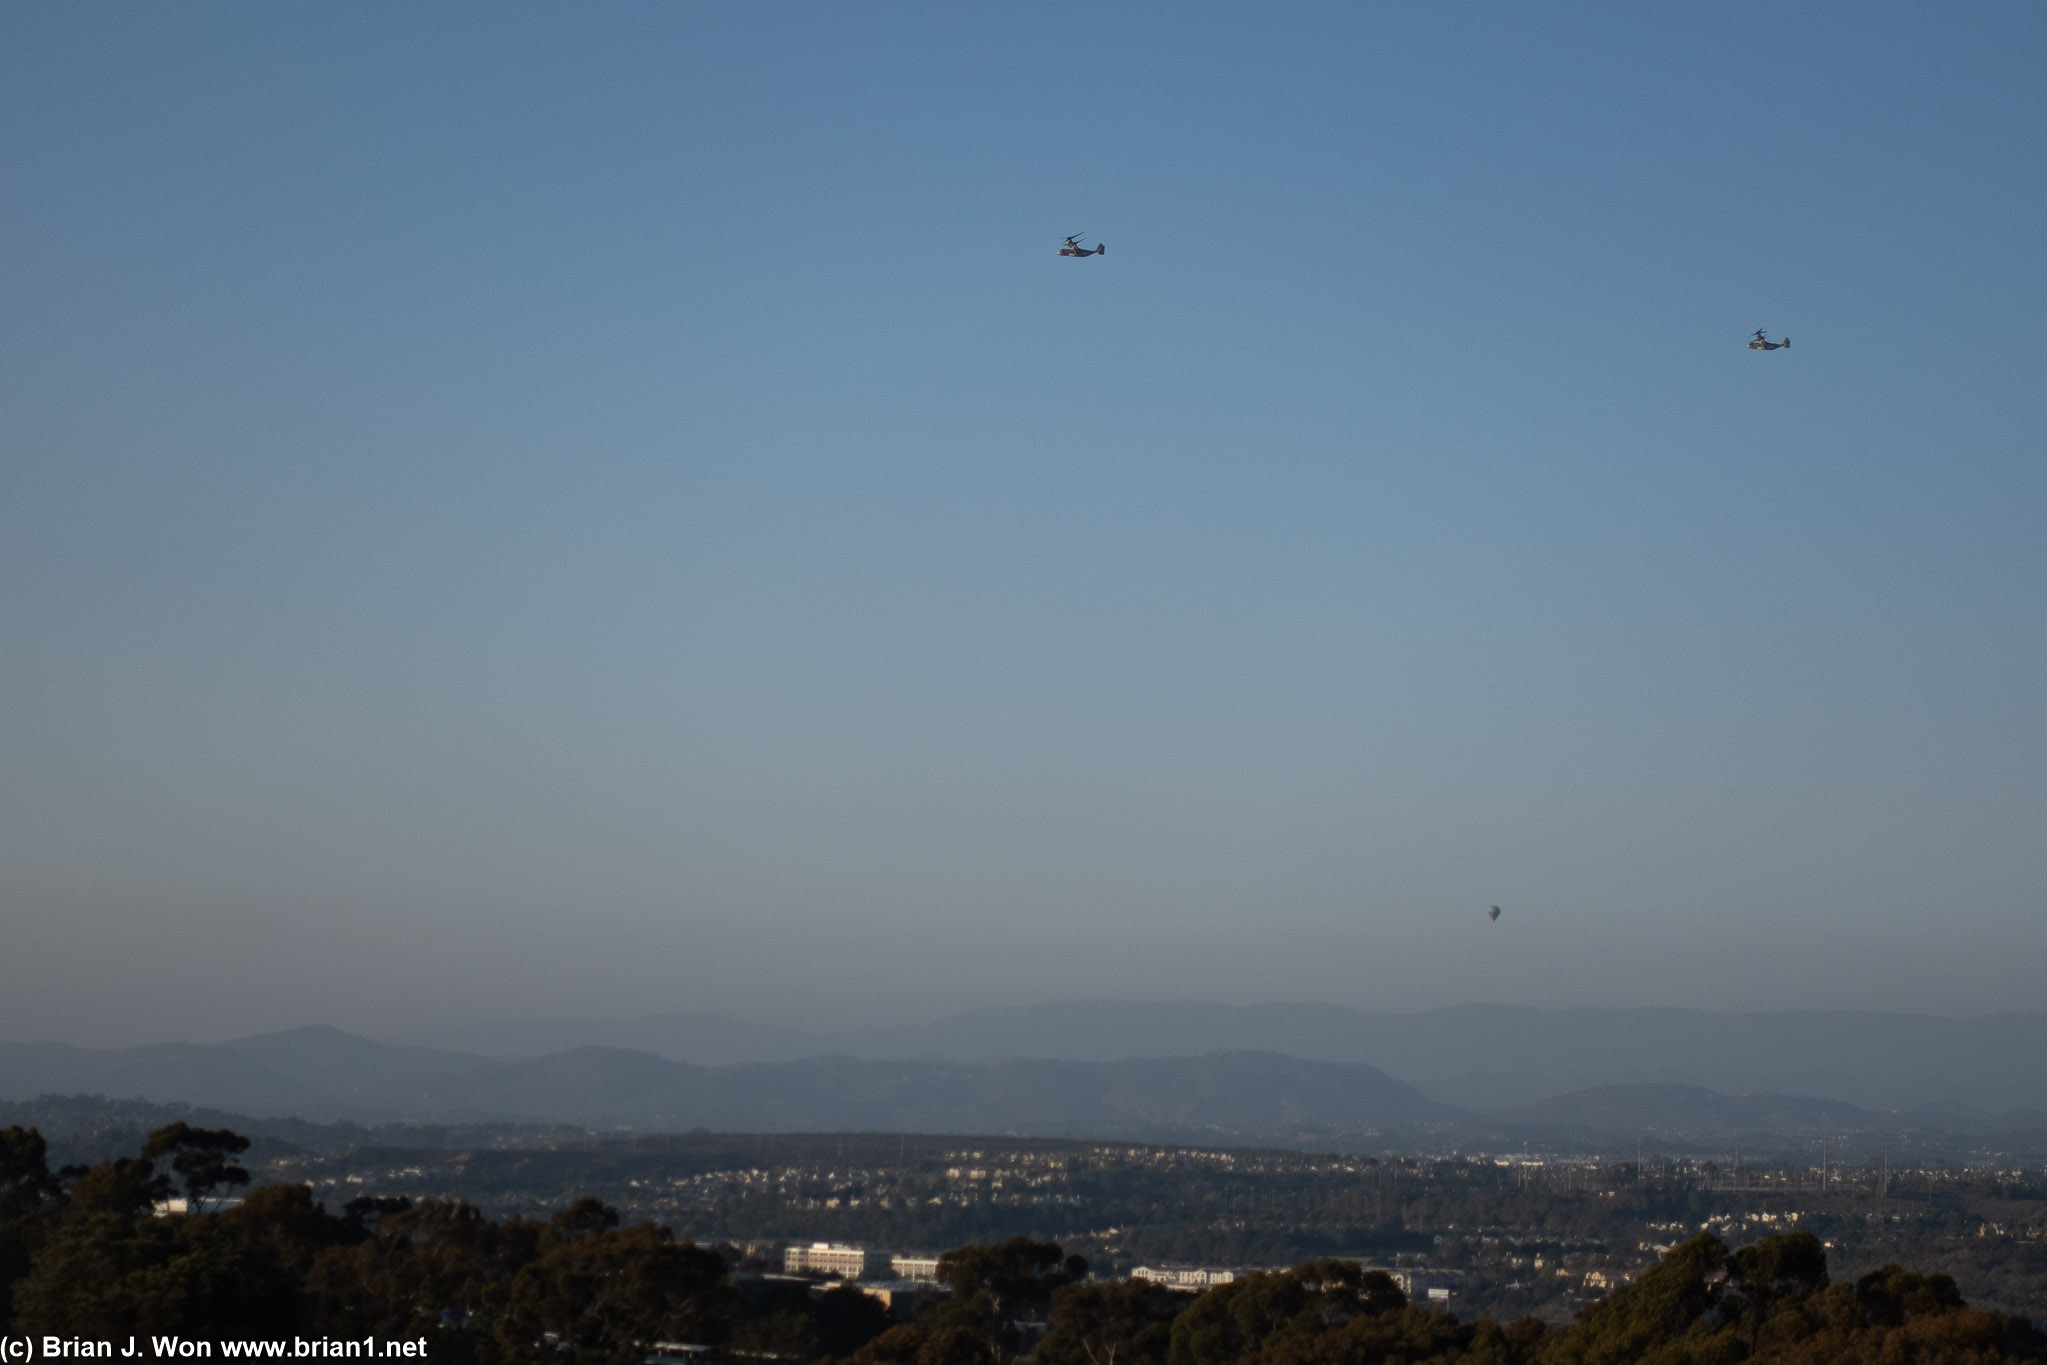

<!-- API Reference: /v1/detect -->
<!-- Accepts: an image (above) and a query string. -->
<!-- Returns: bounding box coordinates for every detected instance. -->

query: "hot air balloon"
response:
[1488,906,1501,922]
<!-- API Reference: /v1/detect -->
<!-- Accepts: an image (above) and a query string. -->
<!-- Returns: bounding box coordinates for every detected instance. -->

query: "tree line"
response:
[4,1124,2043,1364]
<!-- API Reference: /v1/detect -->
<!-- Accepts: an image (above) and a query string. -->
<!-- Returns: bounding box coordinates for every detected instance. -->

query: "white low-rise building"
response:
[853,1281,941,1314]
[1388,1268,1466,1301]
[151,1197,243,1217]
[784,1243,892,1280]
[892,1254,943,1283]
[1339,1265,1466,1302]
[1131,1265,1241,1290]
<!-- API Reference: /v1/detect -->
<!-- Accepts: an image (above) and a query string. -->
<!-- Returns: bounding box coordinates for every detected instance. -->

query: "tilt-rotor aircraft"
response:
[1058,233,1105,257]
[1747,329,1790,350]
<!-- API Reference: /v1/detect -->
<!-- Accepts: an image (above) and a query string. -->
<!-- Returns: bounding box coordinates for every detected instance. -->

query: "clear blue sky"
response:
[3,2,2042,1044]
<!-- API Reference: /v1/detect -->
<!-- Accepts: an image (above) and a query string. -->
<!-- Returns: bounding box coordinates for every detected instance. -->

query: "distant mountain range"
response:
[1490,1083,2045,1141]
[5,1012,2046,1154]
[0,1028,1453,1141]
[408,1000,2047,1114]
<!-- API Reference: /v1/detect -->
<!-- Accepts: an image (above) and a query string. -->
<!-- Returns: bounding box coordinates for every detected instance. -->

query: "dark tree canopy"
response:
[141,1123,254,1210]
[0,1125,2041,1365]
[1040,1278,1183,1365]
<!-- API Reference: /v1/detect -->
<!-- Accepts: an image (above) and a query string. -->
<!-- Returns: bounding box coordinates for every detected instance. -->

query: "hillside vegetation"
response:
[5,1123,2045,1363]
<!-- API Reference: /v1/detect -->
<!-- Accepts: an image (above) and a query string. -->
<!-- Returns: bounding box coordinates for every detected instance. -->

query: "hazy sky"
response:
[4,3,2043,1046]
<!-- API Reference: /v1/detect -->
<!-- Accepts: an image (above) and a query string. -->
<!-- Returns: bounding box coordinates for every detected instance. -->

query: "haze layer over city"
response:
[3,3,2042,1051]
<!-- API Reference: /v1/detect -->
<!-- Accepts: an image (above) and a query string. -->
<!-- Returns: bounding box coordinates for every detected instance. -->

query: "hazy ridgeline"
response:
[7,1005,2047,1156]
